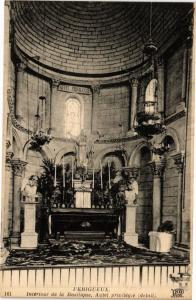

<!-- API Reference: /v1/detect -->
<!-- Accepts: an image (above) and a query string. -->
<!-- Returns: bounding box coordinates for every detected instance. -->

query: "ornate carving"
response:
[130,78,139,87]
[150,161,165,177]
[51,79,60,87]
[173,152,185,174]
[11,159,27,177]
[124,167,139,179]
[7,88,33,135]
[6,151,14,165]
[91,83,101,95]
[16,61,26,72]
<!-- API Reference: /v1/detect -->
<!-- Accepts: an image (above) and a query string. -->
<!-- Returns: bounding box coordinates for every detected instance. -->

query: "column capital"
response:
[6,151,14,166]
[157,56,164,68]
[149,160,165,177]
[172,152,185,174]
[129,78,139,87]
[91,83,101,95]
[11,159,27,176]
[124,167,139,179]
[51,78,60,88]
[16,61,27,72]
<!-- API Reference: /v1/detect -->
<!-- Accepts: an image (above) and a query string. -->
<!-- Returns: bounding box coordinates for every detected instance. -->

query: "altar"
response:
[50,207,119,239]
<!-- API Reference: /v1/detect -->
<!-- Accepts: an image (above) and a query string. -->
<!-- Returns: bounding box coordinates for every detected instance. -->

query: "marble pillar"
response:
[157,57,164,113]
[15,62,26,122]
[150,160,165,231]
[173,152,185,244]
[129,78,139,132]
[21,199,38,249]
[50,79,60,133]
[91,83,100,133]
[11,159,27,245]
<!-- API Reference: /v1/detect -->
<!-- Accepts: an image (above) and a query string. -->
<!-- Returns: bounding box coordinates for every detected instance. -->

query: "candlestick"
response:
[100,160,103,189]
[63,156,65,188]
[92,167,94,189]
[108,161,111,189]
[71,156,74,188]
[54,163,57,187]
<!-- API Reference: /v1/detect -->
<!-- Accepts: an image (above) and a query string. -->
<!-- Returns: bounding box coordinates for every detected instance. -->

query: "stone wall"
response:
[95,86,129,136]
[165,46,184,116]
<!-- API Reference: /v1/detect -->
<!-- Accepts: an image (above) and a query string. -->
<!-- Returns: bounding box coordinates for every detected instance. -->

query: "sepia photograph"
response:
[0,1,194,299]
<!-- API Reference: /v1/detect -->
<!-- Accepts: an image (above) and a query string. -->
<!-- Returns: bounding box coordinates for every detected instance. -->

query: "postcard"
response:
[0,1,194,299]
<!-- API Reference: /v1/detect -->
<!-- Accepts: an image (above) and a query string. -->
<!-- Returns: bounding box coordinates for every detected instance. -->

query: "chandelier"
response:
[134,3,165,139]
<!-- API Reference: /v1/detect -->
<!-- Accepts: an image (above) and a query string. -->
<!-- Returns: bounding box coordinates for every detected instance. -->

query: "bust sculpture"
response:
[21,175,39,202]
[125,178,138,205]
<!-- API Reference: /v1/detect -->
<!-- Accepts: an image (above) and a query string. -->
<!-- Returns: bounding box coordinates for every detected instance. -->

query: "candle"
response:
[54,163,57,187]
[71,156,74,188]
[100,160,103,189]
[63,156,65,188]
[108,161,111,189]
[92,167,94,189]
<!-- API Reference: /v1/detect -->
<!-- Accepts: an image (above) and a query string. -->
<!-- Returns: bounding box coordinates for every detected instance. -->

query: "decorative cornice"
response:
[149,160,165,177]
[172,152,185,174]
[11,159,27,176]
[14,45,153,87]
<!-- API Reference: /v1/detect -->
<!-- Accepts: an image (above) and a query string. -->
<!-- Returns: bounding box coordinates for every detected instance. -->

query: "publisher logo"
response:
[171,288,184,298]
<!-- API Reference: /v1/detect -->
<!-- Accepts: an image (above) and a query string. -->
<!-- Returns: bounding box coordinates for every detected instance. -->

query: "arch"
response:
[163,127,181,153]
[55,145,76,164]
[23,139,53,161]
[64,93,84,138]
[93,145,128,169]
[128,141,151,167]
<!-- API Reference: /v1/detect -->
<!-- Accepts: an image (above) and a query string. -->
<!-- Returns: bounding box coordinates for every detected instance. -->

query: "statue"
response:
[125,178,138,205]
[21,175,39,202]
[76,130,94,168]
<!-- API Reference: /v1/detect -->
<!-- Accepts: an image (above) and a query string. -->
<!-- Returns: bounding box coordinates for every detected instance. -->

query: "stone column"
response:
[157,57,164,113]
[91,83,100,133]
[15,62,26,122]
[2,151,14,241]
[173,152,185,244]
[11,159,27,245]
[150,160,165,231]
[129,78,139,131]
[50,79,60,133]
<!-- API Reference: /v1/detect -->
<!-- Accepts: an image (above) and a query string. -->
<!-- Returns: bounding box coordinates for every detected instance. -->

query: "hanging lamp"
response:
[29,3,52,151]
[134,3,165,139]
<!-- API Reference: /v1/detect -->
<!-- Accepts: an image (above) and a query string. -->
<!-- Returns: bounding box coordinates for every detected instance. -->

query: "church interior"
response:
[0,1,194,286]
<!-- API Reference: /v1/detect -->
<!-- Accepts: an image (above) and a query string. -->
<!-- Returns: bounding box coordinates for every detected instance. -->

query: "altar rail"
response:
[0,264,188,289]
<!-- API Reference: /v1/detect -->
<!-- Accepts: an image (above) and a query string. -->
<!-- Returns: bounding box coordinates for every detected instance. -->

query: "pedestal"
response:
[21,201,38,249]
[124,204,138,246]
[74,180,92,208]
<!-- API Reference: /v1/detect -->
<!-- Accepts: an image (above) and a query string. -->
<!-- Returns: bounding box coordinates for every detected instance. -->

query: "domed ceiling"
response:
[13,2,191,76]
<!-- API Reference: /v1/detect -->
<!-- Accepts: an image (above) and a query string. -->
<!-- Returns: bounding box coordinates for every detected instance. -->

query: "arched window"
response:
[65,98,83,137]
